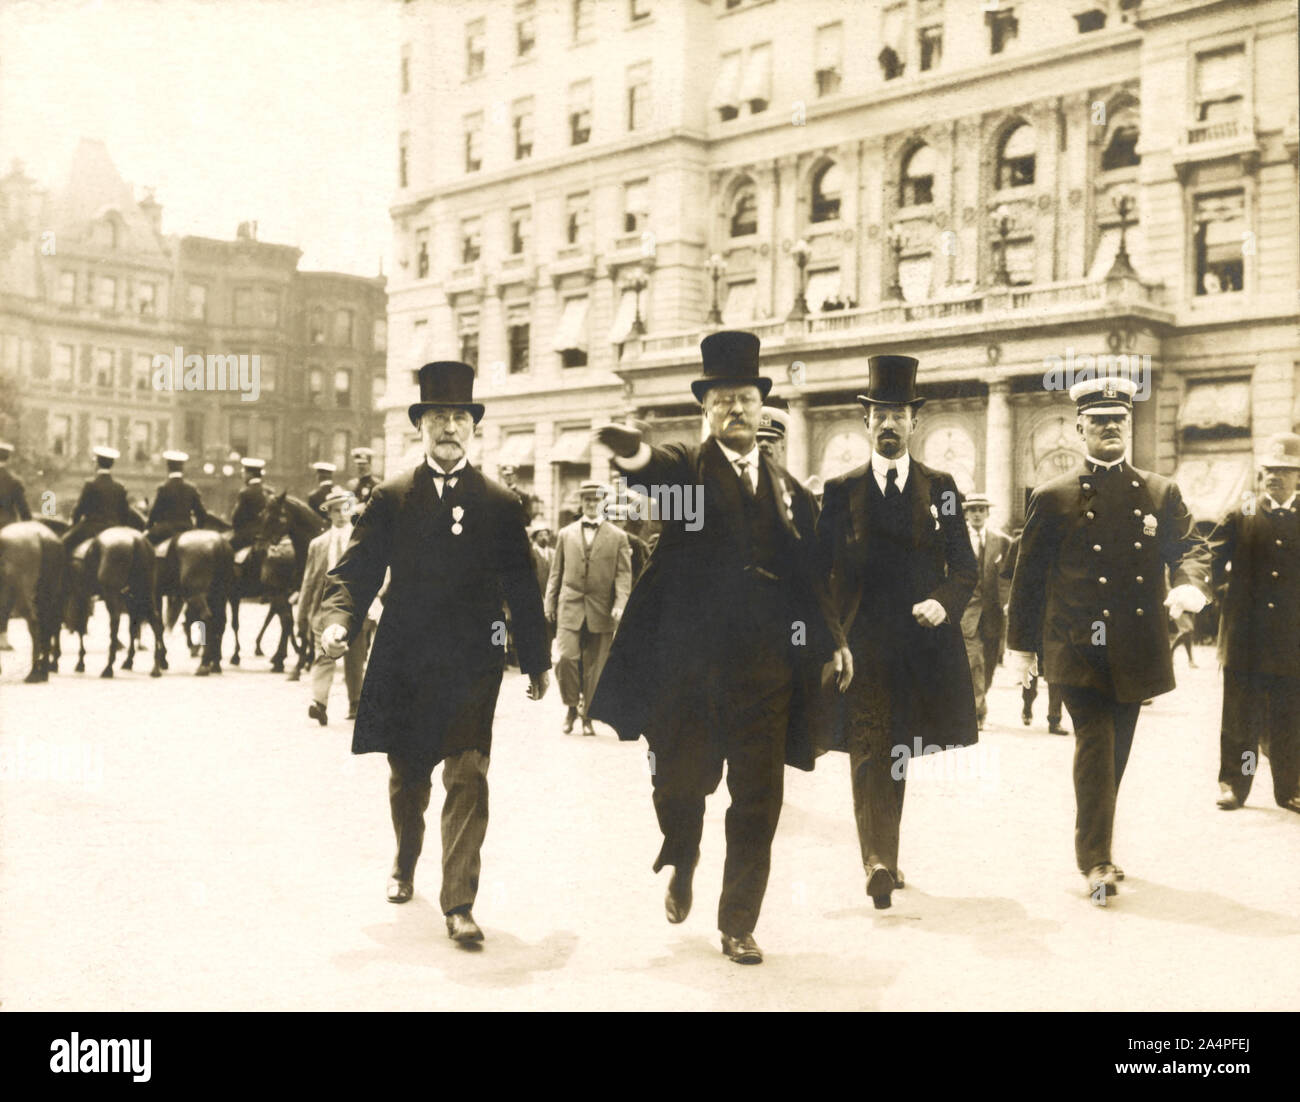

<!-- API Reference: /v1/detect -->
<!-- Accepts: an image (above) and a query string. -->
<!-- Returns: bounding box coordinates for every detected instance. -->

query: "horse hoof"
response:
[210,664,222,675]
[75,662,85,673]
[100,668,114,679]
[286,670,300,682]
[159,657,169,671]
[189,646,200,658]
[270,662,284,674]
[230,654,240,666]
[196,664,210,677]
[150,668,162,678]
[122,659,134,671]
[24,671,48,684]
[254,646,263,657]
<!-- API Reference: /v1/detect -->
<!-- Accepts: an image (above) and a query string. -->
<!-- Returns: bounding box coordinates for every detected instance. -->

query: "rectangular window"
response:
[131,421,151,463]
[1195,45,1245,123]
[919,25,943,71]
[460,217,482,264]
[988,8,1018,55]
[233,287,254,326]
[256,419,276,460]
[466,18,485,77]
[306,429,323,464]
[565,193,589,246]
[516,1,535,58]
[815,23,843,97]
[739,45,771,113]
[53,343,74,382]
[711,52,743,121]
[569,80,592,145]
[399,131,409,188]
[136,281,157,316]
[415,227,430,278]
[57,271,76,304]
[623,180,650,234]
[464,113,483,173]
[310,307,327,344]
[553,295,590,367]
[187,283,207,321]
[92,417,113,449]
[260,289,280,326]
[400,43,411,93]
[332,430,350,471]
[335,308,354,347]
[51,414,72,457]
[1194,190,1245,295]
[96,276,117,311]
[230,414,250,457]
[260,353,277,393]
[334,368,352,408]
[373,318,387,352]
[134,352,153,390]
[627,62,651,131]
[309,366,324,404]
[508,316,531,375]
[879,4,906,80]
[573,0,593,41]
[94,347,114,388]
[184,412,204,451]
[458,312,480,369]
[372,374,387,404]
[513,98,534,160]
[509,206,532,255]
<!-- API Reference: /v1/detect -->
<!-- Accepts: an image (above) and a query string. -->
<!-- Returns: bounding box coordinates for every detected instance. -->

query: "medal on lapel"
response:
[451,505,465,535]
[1142,513,1157,537]
[781,482,794,517]
[930,503,941,531]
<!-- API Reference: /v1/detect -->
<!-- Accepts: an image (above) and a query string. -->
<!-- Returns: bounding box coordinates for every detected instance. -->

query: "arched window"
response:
[810,162,842,223]
[730,179,757,237]
[900,145,936,207]
[997,123,1035,189]
[1101,116,1140,171]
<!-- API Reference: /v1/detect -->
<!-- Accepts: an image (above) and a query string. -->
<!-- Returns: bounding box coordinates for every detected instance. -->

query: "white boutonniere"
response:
[1142,513,1157,537]
[930,502,941,531]
[451,505,465,535]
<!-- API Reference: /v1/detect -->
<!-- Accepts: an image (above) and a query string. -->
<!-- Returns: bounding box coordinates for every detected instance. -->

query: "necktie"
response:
[736,459,756,499]
[885,467,900,498]
[328,529,344,570]
[432,473,458,498]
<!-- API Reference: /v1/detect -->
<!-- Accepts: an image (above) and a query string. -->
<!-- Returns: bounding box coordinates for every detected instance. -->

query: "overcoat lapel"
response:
[909,461,934,549]
[758,452,799,541]
[700,437,744,526]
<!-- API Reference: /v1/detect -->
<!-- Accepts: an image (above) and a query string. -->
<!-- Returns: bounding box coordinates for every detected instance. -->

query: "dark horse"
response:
[66,527,165,678]
[158,529,233,676]
[230,492,323,672]
[0,520,66,682]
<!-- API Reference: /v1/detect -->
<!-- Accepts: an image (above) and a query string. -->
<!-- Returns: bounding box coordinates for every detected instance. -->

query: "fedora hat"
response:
[856,355,926,410]
[408,361,485,428]
[691,331,772,403]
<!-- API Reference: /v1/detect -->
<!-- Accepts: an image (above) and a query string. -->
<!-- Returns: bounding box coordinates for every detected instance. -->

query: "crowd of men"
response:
[3,331,1297,965]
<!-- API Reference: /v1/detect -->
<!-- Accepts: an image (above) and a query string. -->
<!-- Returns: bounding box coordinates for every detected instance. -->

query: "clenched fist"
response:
[320,623,348,658]
[593,423,642,459]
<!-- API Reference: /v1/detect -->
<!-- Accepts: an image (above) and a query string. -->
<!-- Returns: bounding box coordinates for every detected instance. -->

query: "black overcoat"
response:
[320,461,550,764]
[815,458,979,753]
[588,438,843,772]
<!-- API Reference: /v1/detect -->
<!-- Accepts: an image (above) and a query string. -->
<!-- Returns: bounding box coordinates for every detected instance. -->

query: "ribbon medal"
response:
[1142,513,1157,537]
[451,505,465,536]
[930,502,941,531]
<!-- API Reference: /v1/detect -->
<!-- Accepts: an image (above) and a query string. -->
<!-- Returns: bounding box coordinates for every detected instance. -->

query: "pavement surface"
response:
[1,607,1298,1011]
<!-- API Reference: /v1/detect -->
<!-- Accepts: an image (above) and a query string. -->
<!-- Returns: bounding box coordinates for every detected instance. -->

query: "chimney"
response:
[139,188,162,236]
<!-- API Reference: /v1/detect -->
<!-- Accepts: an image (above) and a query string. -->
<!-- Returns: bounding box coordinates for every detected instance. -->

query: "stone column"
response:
[785,393,810,481]
[985,378,1013,530]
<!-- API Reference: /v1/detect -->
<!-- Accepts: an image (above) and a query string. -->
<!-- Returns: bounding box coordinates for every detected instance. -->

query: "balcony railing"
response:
[1186,117,1242,145]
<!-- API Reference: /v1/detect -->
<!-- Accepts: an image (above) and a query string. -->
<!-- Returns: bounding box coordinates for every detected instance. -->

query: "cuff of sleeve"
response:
[615,442,652,471]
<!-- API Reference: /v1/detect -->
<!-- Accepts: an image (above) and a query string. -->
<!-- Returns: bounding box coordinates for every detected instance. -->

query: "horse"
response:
[0,520,66,682]
[65,527,165,678]
[157,529,233,676]
[229,491,323,672]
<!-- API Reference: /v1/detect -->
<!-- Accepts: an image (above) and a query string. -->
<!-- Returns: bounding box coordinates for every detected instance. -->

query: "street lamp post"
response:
[886,224,906,301]
[1106,194,1139,281]
[629,274,649,337]
[993,204,1013,286]
[786,238,811,321]
[706,253,726,324]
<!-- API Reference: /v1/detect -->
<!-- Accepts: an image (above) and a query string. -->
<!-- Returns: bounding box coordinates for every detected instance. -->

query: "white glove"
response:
[1007,649,1038,685]
[320,623,348,658]
[1165,584,1207,619]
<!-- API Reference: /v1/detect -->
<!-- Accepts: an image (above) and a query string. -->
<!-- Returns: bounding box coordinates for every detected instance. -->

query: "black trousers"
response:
[1023,672,1063,724]
[1060,686,1141,873]
[1220,669,1300,806]
[387,749,490,915]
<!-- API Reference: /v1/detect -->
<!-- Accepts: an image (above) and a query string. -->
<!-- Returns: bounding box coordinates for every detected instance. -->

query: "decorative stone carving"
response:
[986,344,1001,365]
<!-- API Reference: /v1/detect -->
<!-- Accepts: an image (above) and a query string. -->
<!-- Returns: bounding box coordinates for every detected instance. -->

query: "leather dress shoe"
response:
[387,878,413,904]
[1086,864,1118,904]
[893,868,905,890]
[866,864,895,910]
[720,932,763,964]
[308,701,327,726]
[581,718,595,737]
[1216,784,1242,810]
[1048,720,1069,735]
[346,703,358,720]
[665,863,694,924]
[562,706,577,734]
[445,909,484,943]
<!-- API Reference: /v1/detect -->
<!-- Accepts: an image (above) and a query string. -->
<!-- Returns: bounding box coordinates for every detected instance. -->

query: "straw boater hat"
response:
[577,480,607,499]
[690,331,772,403]
[964,492,992,510]
[856,356,926,410]
[408,361,484,427]
[319,487,355,513]
[351,447,374,461]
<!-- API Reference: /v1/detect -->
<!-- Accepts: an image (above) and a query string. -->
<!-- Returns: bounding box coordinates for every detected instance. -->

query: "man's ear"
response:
[1075,418,1085,440]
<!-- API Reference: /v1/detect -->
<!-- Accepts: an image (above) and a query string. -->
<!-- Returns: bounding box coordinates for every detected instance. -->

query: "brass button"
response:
[1136,608,1144,616]
[1268,602,1275,609]
[1086,510,1095,520]
[1099,577,1108,584]
[1093,544,1102,552]
[1131,480,1139,488]
[1082,482,1092,491]
[1136,576,1144,583]
[1272,570,1279,578]
[1103,609,1111,618]
[1278,539,1284,547]
[1133,509,1142,517]
[1134,541,1142,550]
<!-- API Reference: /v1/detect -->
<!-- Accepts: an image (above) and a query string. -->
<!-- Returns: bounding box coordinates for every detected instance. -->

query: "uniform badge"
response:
[1142,513,1157,537]
[451,505,465,535]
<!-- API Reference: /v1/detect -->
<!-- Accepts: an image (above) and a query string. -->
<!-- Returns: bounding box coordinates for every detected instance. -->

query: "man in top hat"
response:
[1007,376,1211,901]
[298,488,368,725]
[815,356,978,910]
[1206,432,1300,814]
[306,461,337,515]
[62,446,136,552]
[756,396,790,470]
[318,360,550,944]
[0,441,31,529]
[960,492,1012,729]
[545,481,632,737]
[348,447,379,518]
[591,331,844,965]
[146,450,209,545]
[230,458,270,553]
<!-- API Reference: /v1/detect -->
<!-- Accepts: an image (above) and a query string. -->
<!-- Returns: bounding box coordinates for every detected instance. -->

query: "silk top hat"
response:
[1259,431,1300,470]
[856,356,926,409]
[1070,375,1137,416]
[409,361,484,427]
[691,331,772,403]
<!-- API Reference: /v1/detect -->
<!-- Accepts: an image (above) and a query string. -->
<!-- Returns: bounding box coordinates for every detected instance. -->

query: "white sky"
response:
[0,0,399,276]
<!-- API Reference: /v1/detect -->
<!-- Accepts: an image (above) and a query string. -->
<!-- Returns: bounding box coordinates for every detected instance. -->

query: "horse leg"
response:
[254,603,274,656]
[101,599,119,677]
[122,608,137,671]
[75,628,86,673]
[229,595,241,666]
[269,599,289,672]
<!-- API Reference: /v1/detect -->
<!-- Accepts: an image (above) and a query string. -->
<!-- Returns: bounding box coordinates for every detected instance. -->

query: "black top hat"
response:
[856,355,926,410]
[408,361,485,428]
[691,331,773,403]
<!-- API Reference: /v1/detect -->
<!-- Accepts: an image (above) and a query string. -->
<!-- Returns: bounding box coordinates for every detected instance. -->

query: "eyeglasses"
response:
[423,410,473,428]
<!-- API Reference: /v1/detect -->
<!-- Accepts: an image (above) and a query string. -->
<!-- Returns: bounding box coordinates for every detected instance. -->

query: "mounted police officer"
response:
[0,441,31,529]
[62,445,135,553]
[146,450,208,545]
[1007,376,1211,902]
[1208,432,1300,815]
[230,457,269,554]
[306,461,336,515]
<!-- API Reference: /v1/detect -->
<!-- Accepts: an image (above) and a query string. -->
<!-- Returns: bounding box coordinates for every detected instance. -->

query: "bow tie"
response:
[582,520,599,529]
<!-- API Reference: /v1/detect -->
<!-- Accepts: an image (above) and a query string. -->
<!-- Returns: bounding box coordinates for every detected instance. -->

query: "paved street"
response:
[1,606,1298,1012]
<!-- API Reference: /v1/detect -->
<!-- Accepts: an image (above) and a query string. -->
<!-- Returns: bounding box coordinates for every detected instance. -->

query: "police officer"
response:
[1208,432,1300,814]
[348,447,379,511]
[306,461,337,515]
[755,396,789,469]
[146,450,209,545]
[1007,377,1211,902]
[230,457,269,553]
[0,441,31,528]
[62,445,134,552]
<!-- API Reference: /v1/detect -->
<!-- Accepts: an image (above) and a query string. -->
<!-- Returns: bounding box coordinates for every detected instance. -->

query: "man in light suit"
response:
[546,481,632,737]
[960,492,1012,728]
[298,488,368,725]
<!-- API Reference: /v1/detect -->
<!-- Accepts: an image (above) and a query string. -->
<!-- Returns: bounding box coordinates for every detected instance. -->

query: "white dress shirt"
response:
[870,450,910,496]
[715,439,761,492]
[326,524,350,570]
[426,455,468,497]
